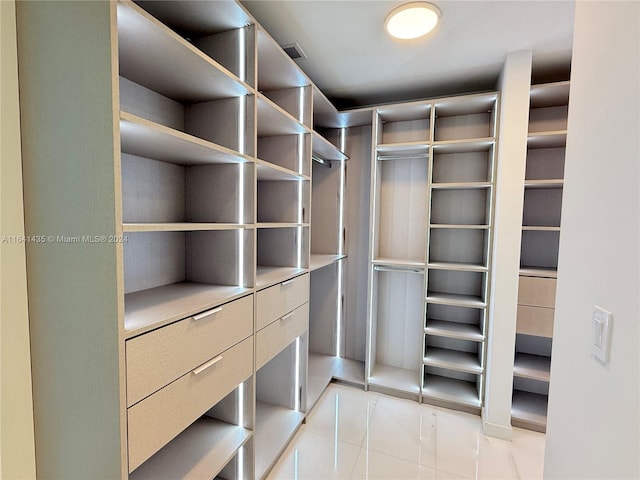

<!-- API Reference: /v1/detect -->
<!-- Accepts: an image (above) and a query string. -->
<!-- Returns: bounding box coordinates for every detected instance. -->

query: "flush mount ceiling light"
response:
[385,2,441,40]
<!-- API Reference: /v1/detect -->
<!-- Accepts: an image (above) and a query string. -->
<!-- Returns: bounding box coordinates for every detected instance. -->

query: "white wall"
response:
[482,50,532,440]
[544,1,640,478]
[0,1,37,478]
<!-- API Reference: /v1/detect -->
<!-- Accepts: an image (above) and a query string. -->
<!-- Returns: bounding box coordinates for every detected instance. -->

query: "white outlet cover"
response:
[592,306,612,365]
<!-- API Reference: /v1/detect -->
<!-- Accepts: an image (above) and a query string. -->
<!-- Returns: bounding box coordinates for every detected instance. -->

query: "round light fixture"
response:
[385,2,441,40]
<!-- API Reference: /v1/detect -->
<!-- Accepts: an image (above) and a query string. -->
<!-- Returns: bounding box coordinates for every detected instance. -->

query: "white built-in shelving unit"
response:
[366,92,498,409]
[512,80,569,433]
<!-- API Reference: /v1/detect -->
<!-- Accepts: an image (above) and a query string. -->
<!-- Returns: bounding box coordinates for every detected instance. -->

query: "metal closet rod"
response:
[312,155,332,167]
[373,265,424,274]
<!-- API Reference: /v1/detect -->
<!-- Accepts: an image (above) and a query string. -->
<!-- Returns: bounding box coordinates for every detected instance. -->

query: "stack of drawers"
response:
[256,274,309,370]
[517,276,556,337]
[125,295,254,472]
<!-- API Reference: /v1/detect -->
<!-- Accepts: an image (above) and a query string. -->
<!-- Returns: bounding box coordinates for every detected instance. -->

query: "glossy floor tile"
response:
[266,384,545,480]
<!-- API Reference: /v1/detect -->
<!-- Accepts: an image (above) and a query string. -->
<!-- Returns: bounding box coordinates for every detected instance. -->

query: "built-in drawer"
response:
[256,273,309,331]
[518,276,557,308]
[126,294,253,407]
[127,335,253,473]
[256,303,309,370]
[516,305,555,338]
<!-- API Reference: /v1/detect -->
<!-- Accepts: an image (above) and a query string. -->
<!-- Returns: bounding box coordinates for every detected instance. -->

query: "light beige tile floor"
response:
[266,384,545,480]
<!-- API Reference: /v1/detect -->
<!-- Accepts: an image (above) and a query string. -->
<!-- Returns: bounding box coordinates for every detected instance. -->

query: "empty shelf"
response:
[423,348,483,374]
[425,319,484,342]
[123,223,252,232]
[513,353,551,382]
[255,402,305,479]
[430,224,491,230]
[432,137,495,153]
[529,81,570,108]
[426,292,486,308]
[372,258,426,269]
[427,261,488,272]
[376,142,430,157]
[524,179,564,189]
[307,353,340,410]
[431,182,492,190]
[118,1,249,102]
[422,374,480,408]
[309,254,346,271]
[120,112,248,165]
[527,131,567,149]
[368,364,420,395]
[125,283,252,337]
[519,266,558,278]
[332,358,366,386]
[512,390,548,432]
[522,226,561,232]
[312,131,348,161]
[257,94,308,136]
[130,418,251,480]
[256,159,307,181]
[256,267,307,289]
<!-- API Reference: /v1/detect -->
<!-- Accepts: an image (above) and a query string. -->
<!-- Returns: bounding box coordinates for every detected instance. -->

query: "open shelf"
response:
[376,142,430,157]
[123,223,252,233]
[120,112,249,165]
[426,292,486,308]
[256,26,309,91]
[372,259,425,270]
[256,159,308,181]
[307,352,340,410]
[524,179,564,189]
[431,182,492,190]
[522,226,561,232]
[257,94,308,136]
[513,353,551,382]
[511,391,548,432]
[333,358,366,386]
[368,364,420,395]
[432,137,495,153]
[425,319,484,342]
[312,131,348,161]
[527,131,567,149]
[124,283,251,337]
[256,267,307,289]
[129,418,251,480]
[427,262,488,272]
[309,254,346,271]
[255,402,305,480]
[422,374,481,408]
[423,348,482,374]
[519,266,558,278]
[529,81,570,108]
[117,1,250,103]
[430,224,490,230]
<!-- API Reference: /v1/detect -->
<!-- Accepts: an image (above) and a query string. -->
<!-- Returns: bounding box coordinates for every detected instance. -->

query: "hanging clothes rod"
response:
[312,155,332,167]
[377,153,429,161]
[373,265,424,274]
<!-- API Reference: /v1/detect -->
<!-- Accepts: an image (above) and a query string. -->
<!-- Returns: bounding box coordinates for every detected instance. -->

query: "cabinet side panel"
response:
[16,1,124,477]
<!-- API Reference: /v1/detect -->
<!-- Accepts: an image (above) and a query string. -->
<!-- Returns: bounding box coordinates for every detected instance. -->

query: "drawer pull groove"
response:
[192,355,223,375]
[281,279,294,286]
[192,306,223,322]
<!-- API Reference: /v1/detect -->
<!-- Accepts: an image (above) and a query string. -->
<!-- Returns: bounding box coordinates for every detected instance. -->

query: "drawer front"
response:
[517,305,555,338]
[127,336,253,473]
[256,303,309,370]
[256,274,309,331]
[126,294,253,407]
[518,276,557,308]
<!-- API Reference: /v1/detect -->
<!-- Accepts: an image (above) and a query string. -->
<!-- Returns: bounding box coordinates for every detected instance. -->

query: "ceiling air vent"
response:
[282,43,307,60]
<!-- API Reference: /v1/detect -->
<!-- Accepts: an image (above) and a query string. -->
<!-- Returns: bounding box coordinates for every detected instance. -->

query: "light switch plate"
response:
[592,305,612,365]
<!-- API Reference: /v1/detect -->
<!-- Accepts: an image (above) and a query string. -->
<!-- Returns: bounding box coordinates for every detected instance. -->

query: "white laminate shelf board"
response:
[255,159,308,181]
[123,223,253,232]
[519,266,558,278]
[429,224,491,230]
[513,353,551,382]
[257,223,309,229]
[527,131,567,149]
[257,94,308,136]
[427,261,488,273]
[431,182,492,190]
[368,364,421,395]
[312,131,348,161]
[425,319,484,342]
[309,254,346,271]
[375,142,430,157]
[124,282,252,338]
[522,226,561,232]
[423,348,483,374]
[120,112,249,165]
[256,26,310,91]
[511,390,548,428]
[333,358,366,385]
[426,292,486,308]
[377,101,431,122]
[129,418,251,480]
[117,1,251,103]
[529,81,570,109]
[372,258,425,269]
[433,92,498,117]
[432,137,495,153]
[255,402,305,479]
[255,267,307,289]
[307,353,340,410]
[524,179,564,189]
[422,375,481,408]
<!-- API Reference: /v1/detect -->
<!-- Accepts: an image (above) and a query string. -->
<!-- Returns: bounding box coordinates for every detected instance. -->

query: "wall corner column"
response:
[482,49,532,440]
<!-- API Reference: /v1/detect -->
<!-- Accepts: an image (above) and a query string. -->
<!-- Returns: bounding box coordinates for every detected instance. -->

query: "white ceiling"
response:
[241,1,575,108]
